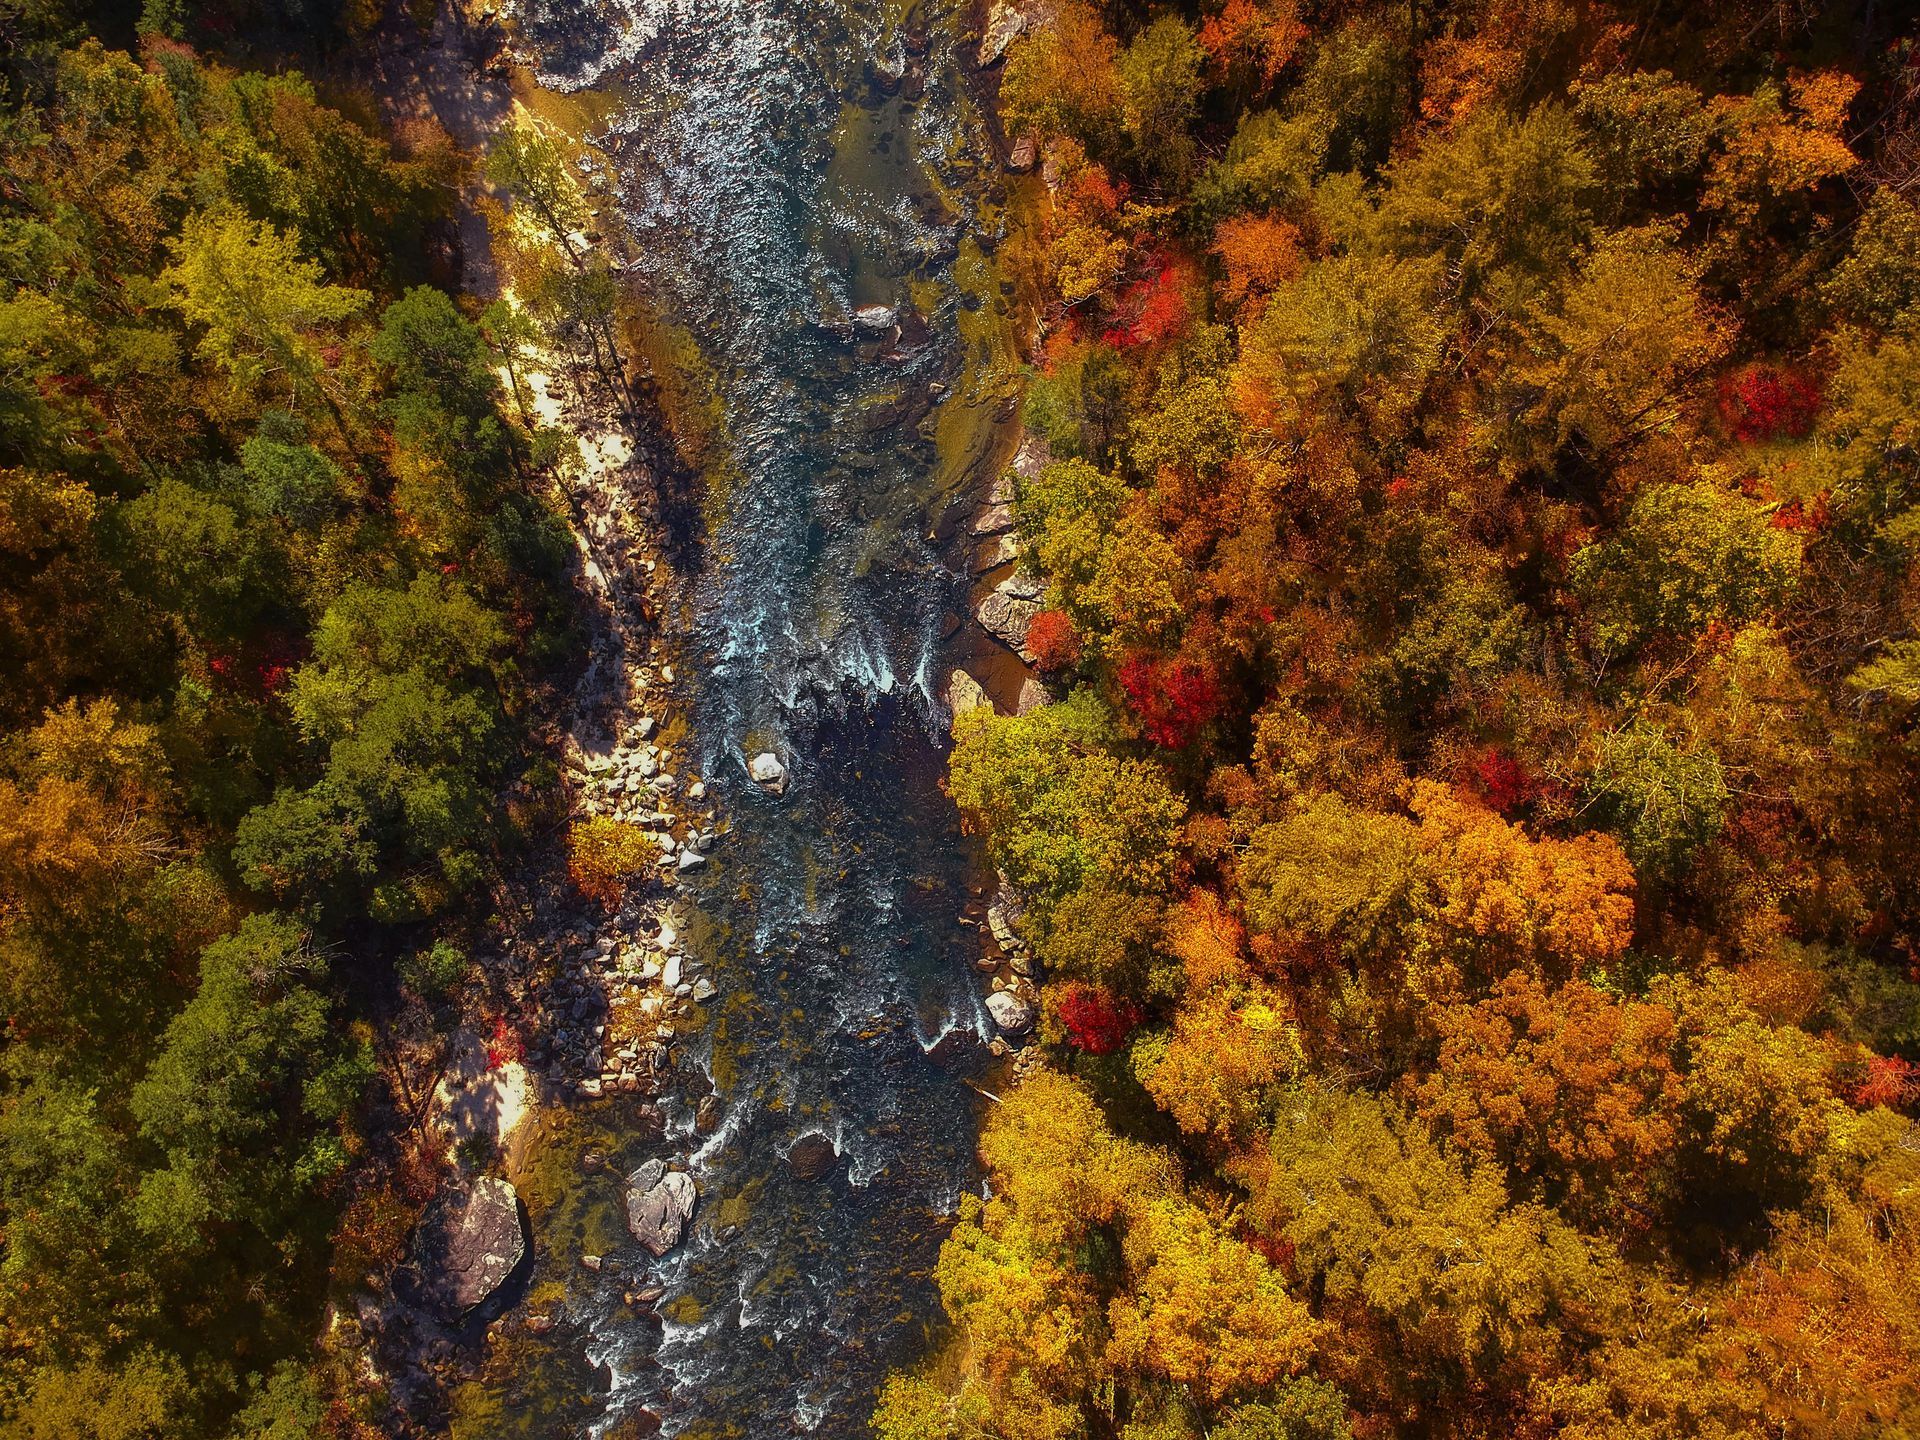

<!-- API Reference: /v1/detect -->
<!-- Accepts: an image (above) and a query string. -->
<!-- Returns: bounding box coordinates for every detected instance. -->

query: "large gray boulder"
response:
[625,1161,698,1257]
[978,0,1027,65]
[946,669,992,725]
[976,591,1039,652]
[434,1176,526,1320]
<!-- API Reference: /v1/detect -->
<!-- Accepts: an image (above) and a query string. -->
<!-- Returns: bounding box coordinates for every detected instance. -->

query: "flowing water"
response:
[485,1,1027,1435]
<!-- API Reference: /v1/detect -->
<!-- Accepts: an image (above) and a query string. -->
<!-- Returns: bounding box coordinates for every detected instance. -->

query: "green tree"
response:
[157,207,369,405]
[1585,721,1729,880]
[1117,17,1204,183]
[950,692,1184,982]
[129,912,365,1243]
[1570,482,1801,659]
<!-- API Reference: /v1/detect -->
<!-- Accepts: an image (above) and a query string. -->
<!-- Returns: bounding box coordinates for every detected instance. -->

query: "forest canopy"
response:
[0,18,580,1439]
[889,0,1920,1438]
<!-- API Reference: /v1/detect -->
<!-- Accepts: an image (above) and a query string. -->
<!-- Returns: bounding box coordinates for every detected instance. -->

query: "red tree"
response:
[1056,983,1143,1055]
[1119,651,1222,748]
[1026,609,1083,672]
[1719,364,1821,443]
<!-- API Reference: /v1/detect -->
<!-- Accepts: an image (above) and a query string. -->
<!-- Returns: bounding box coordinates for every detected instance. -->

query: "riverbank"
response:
[326,8,739,1429]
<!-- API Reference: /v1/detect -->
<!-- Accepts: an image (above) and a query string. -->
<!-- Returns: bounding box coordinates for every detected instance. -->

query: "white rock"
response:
[748,751,788,792]
[986,990,1035,1034]
[677,849,706,872]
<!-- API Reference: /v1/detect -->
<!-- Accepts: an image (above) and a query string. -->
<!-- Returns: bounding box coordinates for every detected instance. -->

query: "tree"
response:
[234,576,509,915]
[1508,226,1734,458]
[1237,254,1445,438]
[1822,190,1920,330]
[999,1,1124,159]
[1139,984,1302,1143]
[1106,1196,1319,1402]
[1246,1084,1606,1376]
[157,207,369,407]
[130,912,366,1243]
[483,121,588,259]
[1658,970,1845,1215]
[1417,972,1682,1224]
[1585,722,1729,881]
[1570,482,1802,660]
[949,692,1184,982]
[1372,104,1597,308]
[1117,17,1204,182]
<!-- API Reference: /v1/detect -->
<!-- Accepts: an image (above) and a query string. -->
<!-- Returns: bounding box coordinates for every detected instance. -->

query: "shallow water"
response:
[494,1,1023,1434]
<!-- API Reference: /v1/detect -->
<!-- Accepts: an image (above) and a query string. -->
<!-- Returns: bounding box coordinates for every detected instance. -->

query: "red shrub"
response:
[1769,493,1830,533]
[1719,364,1821,443]
[1026,609,1082,672]
[1101,263,1191,350]
[486,1016,524,1070]
[1056,983,1142,1055]
[1119,651,1222,748]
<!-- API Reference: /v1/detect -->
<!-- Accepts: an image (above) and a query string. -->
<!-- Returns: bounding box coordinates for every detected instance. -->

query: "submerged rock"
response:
[787,1132,839,1182]
[748,751,788,793]
[430,1176,527,1320]
[625,1163,698,1257]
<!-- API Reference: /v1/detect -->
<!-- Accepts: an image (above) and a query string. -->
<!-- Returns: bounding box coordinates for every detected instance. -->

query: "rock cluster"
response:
[968,872,1042,1056]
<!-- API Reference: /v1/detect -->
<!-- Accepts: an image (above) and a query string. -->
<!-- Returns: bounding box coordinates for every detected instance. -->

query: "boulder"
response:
[986,990,1035,1034]
[676,848,706,872]
[996,568,1044,602]
[973,533,1020,573]
[1008,130,1039,172]
[787,1132,839,1182]
[978,0,1026,65]
[695,1094,723,1134]
[625,1164,698,1257]
[976,591,1039,652]
[432,1176,527,1320]
[945,668,993,725]
[1010,430,1052,481]
[987,881,1026,951]
[748,751,788,793]
[1016,676,1052,715]
[969,501,1016,536]
[851,303,899,331]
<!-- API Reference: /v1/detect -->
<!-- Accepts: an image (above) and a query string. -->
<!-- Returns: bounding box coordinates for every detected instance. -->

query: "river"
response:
[479,1,1026,1435]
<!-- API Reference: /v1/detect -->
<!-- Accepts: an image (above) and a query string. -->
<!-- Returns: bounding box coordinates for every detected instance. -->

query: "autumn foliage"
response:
[899,2,1920,1438]
[1119,650,1223,747]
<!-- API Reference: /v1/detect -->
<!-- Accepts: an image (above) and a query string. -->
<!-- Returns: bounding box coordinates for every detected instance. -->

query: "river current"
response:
[492,0,1023,1435]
